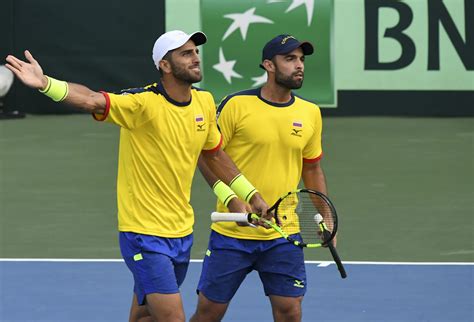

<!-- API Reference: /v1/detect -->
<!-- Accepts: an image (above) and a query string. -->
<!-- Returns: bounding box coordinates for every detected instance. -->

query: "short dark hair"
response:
[158,51,174,77]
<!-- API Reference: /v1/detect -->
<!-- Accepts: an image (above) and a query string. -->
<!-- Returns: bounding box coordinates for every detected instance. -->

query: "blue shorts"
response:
[197,230,306,303]
[119,232,193,305]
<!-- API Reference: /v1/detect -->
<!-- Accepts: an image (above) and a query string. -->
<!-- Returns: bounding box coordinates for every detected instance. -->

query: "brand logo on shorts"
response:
[293,279,305,288]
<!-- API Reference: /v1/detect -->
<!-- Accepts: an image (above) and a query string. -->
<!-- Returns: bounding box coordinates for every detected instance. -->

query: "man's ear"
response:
[159,60,172,74]
[262,59,275,73]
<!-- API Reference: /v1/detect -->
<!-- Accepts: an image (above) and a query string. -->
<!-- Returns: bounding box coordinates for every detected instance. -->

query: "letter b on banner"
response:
[365,0,473,71]
[364,0,415,70]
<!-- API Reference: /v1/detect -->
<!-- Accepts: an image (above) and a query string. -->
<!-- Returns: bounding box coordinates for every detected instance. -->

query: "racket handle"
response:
[211,212,250,223]
[323,231,347,279]
[328,243,347,279]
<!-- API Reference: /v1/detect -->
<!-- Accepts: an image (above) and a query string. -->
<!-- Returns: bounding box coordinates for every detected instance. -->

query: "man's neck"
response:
[260,83,292,104]
[161,77,192,103]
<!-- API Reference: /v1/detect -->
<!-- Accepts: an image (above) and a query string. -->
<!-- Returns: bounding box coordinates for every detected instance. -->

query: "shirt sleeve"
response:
[202,93,223,152]
[303,106,323,163]
[92,92,155,130]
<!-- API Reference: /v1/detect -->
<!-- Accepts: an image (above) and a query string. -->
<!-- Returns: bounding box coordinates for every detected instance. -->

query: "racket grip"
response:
[322,230,347,279]
[328,243,347,279]
[211,212,250,223]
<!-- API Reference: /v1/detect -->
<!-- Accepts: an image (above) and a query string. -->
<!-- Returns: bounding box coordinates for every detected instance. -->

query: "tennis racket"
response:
[211,189,347,278]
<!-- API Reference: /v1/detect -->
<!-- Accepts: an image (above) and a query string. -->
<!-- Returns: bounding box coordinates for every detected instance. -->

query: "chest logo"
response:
[195,115,206,132]
[291,120,303,137]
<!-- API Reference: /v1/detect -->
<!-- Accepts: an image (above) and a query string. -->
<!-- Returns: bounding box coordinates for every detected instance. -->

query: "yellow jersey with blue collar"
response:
[94,82,222,237]
[211,88,323,240]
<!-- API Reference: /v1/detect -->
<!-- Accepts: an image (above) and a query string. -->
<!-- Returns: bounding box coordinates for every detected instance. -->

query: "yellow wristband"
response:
[212,180,237,207]
[229,174,258,202]
[39,76,69,102]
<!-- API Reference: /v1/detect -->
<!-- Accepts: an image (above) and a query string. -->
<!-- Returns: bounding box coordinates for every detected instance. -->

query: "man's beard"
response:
[275,69,303,89]
[171,62,202,84]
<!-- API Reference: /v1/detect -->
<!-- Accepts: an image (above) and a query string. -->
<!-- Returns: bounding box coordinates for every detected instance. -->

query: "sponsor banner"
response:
[335,0,473,90]
[200,0,335,105]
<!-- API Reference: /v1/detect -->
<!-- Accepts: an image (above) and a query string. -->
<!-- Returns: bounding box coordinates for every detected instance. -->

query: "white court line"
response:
[0,258,472,265]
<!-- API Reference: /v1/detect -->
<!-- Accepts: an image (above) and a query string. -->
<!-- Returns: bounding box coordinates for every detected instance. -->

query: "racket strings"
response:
[276,192,337,244]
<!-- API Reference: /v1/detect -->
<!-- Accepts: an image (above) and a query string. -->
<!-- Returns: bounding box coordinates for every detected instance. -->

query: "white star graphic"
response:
[212,48,243,84]
[223,7,274,41]
[285,0,314,26]
[251,72,268,87]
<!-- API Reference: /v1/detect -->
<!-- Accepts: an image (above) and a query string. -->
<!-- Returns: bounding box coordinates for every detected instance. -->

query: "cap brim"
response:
[189,31,207,46]
[278,41,314,56]
[163,31,207,56]
[259,40,314,69]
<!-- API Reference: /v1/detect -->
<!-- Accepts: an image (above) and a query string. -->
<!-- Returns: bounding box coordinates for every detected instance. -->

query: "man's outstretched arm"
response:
[5,50,106,114]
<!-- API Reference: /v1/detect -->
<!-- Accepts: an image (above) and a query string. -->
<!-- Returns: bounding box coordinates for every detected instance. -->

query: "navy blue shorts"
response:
[197,230,306,303]
[119,232,193,305]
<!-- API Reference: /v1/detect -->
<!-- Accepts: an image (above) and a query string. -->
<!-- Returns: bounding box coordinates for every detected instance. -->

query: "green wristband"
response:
[212,180,237,207]
[229,174,258,202]
[39,76,69,102]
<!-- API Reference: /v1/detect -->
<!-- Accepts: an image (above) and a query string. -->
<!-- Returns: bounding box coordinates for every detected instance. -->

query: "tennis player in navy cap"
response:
[191,34,330,322]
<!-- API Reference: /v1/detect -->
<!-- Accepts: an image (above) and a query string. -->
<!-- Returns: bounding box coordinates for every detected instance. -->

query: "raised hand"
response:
[5,50,48,90]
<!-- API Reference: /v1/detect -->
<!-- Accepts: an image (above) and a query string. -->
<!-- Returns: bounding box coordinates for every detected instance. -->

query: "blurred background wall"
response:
[1,0,472,116]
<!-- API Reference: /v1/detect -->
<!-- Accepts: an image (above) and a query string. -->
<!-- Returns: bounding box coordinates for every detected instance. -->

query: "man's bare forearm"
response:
[5,51,106,115]
[302,160,327,195]
[63,82,107,114]
[199,149,240,185]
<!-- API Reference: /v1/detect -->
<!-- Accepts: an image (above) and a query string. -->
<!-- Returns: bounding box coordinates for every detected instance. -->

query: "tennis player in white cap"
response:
[5,30,269,322]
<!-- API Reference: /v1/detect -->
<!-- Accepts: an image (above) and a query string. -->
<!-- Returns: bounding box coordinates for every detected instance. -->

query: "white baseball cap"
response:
[152,30,207,69]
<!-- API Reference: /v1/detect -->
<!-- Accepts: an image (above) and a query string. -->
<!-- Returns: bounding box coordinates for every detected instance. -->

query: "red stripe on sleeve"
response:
[92,91,111,121]
[303,152,323,163]
[202,135,223,154]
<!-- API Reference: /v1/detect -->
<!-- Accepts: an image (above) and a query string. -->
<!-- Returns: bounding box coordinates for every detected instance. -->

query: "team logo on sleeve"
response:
[195,115,206,132]
[291,120,303,137]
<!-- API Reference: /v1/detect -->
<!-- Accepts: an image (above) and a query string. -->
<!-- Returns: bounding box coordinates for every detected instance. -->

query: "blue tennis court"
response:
[1,260,472,321]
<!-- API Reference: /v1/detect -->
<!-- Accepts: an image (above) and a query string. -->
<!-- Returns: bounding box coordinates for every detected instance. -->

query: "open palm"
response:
[5,50,46,90]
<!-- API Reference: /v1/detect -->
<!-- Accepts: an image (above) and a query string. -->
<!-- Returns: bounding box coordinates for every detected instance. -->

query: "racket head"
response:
[271,189,338,247]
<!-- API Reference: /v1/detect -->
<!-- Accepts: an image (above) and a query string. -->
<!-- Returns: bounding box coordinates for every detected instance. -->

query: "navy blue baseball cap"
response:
[260,34,314,69]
